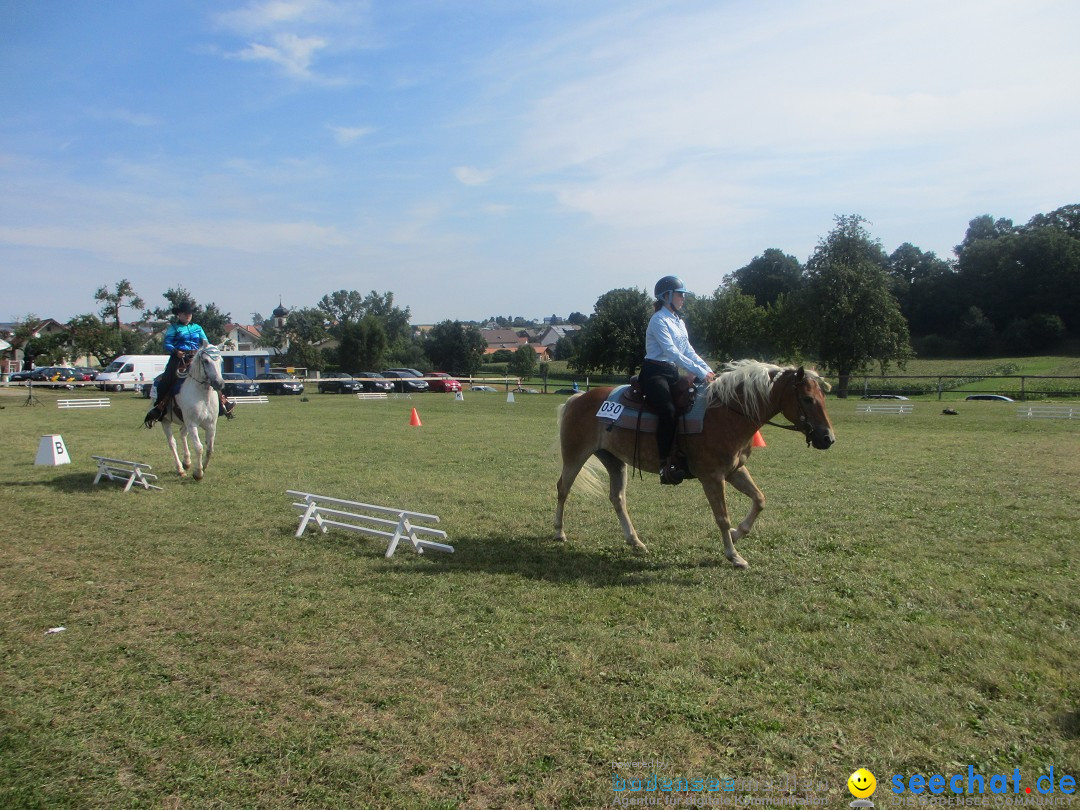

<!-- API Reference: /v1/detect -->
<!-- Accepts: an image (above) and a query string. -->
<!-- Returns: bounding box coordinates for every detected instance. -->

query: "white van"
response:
[96,355,171,392]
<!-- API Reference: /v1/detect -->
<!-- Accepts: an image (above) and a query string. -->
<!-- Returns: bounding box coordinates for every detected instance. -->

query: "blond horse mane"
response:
[705,360,830,423]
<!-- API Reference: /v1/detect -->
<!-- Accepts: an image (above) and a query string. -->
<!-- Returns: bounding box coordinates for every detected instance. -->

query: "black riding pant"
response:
[153,353,184,407]
[640,360,679,462]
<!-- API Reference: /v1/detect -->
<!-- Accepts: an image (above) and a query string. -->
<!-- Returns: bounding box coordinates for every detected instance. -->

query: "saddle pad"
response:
[596,385,707,434]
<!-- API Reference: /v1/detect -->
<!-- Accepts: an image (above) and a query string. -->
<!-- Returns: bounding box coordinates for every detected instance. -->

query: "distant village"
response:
[0,307,582,379]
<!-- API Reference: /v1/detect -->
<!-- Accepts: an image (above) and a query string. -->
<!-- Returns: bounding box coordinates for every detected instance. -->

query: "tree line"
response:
[11,203,1076,394]
[569,206,1079,396]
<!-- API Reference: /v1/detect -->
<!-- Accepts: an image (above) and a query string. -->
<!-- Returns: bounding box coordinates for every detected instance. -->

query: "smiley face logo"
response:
[848,768,877,798]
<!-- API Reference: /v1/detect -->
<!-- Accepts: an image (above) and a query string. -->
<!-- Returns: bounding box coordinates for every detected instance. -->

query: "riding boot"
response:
[219,393,235,419]
[659,455,686,486]
[144,400,165,429]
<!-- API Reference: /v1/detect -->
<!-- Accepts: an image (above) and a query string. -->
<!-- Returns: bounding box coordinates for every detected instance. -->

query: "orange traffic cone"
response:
[409,408,422,427]
[752,430,766,448]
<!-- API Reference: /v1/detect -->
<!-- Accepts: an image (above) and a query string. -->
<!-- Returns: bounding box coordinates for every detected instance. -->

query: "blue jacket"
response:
[163,321,209,353]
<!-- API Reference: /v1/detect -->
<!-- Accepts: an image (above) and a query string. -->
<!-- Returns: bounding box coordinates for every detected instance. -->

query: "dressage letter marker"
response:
[35,434,70,466]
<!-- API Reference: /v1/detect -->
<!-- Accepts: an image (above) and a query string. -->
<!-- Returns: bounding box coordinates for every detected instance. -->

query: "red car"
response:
[428,372,462,393]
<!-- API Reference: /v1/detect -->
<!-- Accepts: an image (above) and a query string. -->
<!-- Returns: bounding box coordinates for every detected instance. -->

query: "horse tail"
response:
[557,394,606,498]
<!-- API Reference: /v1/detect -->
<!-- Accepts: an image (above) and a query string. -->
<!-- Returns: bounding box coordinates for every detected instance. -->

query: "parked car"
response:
[354,372,395,393]
[221,373,261,397]
[862,394,909,400]
[255,372,304,394]
[317,372,364,394]
[428,372,462,393]
[513,387,541,394]
[470,385,498,392]
[73,367,99,381]
[8,370,33,382]
[965,394,1014,402]
[382,369,429,393]
[31,366,78,388]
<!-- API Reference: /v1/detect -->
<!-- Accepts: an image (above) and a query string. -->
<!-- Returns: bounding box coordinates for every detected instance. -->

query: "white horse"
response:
[159,342,224,480]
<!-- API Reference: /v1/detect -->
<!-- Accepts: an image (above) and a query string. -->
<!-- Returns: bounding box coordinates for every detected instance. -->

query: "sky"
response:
[2,0,1079,327]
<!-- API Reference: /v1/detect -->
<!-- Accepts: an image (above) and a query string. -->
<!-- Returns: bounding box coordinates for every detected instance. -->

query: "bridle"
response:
[182,346,222,392]
[765,373,817,447]
[720,369,819,447]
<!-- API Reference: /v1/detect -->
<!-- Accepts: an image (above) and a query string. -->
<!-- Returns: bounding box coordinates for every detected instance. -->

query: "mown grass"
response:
[1,386,1078,808]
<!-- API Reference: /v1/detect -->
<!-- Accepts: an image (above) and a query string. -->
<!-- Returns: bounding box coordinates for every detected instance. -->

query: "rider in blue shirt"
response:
[641,276,715,484]
[144,300,232,427]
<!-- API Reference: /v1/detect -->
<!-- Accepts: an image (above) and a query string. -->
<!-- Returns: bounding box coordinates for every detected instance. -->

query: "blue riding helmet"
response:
[654,275,688,303]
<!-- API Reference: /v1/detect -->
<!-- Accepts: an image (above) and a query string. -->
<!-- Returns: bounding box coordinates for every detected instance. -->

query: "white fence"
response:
[1017,405,1077,420]
[856,402,913,414]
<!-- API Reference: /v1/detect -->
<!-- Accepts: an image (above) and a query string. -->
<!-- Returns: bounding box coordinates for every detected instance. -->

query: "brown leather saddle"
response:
[621,375,698,417]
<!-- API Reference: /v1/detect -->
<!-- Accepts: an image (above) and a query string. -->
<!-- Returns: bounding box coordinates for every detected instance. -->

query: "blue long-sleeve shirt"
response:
[163,321,209,353]
[645,307,712,380]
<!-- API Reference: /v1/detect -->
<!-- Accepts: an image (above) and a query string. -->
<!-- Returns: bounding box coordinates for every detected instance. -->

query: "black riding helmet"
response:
[173,300,196,316]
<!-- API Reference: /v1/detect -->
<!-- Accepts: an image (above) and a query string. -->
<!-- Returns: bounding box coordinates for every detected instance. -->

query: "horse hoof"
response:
[630,541,648,555]
[730,555,749,569]
[553,534,567,543]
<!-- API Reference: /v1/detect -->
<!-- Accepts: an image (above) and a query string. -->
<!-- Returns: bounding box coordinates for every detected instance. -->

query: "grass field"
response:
[1,385,1078,808]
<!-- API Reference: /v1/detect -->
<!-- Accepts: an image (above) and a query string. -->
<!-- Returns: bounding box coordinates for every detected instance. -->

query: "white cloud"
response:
[453,166,493,186]
[502,0,1080,239]
[329,125,375,144]
[232,33,327,79]
[216,0,366,35]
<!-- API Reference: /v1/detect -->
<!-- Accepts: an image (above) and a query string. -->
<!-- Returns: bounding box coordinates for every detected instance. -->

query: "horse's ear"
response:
[200,339,209,348]
[795,366,805,382]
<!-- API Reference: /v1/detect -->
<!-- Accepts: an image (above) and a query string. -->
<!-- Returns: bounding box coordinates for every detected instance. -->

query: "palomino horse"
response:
[554,360,835,568]
[159,342,224,480]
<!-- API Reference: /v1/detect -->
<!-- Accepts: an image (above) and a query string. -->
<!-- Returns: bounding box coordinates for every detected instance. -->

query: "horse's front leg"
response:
[201,422,216,472]
[726,466,765,542]
[186,425,205,480]
[161,424,186,478]
[700,472,748,569]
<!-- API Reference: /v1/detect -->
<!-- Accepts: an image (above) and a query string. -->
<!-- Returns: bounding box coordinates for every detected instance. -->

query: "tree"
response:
[508,344,538,378]
[66,314,123,366]
[94,279,144,330]
[358,291,412,345]
[567,312,589,326]
[685,281,767,360]
[423,321,486,375]
[260,306,330,356]
[337,316,389,371]
[552,335,576,361]
[954,214,1016,261]
[9,313,42,368]
[730,249,804,307]
[957,306,996,355]
[317,290,367,324]
[570,288,651,378]
[149,288,231,343]
[797,215,912,397]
